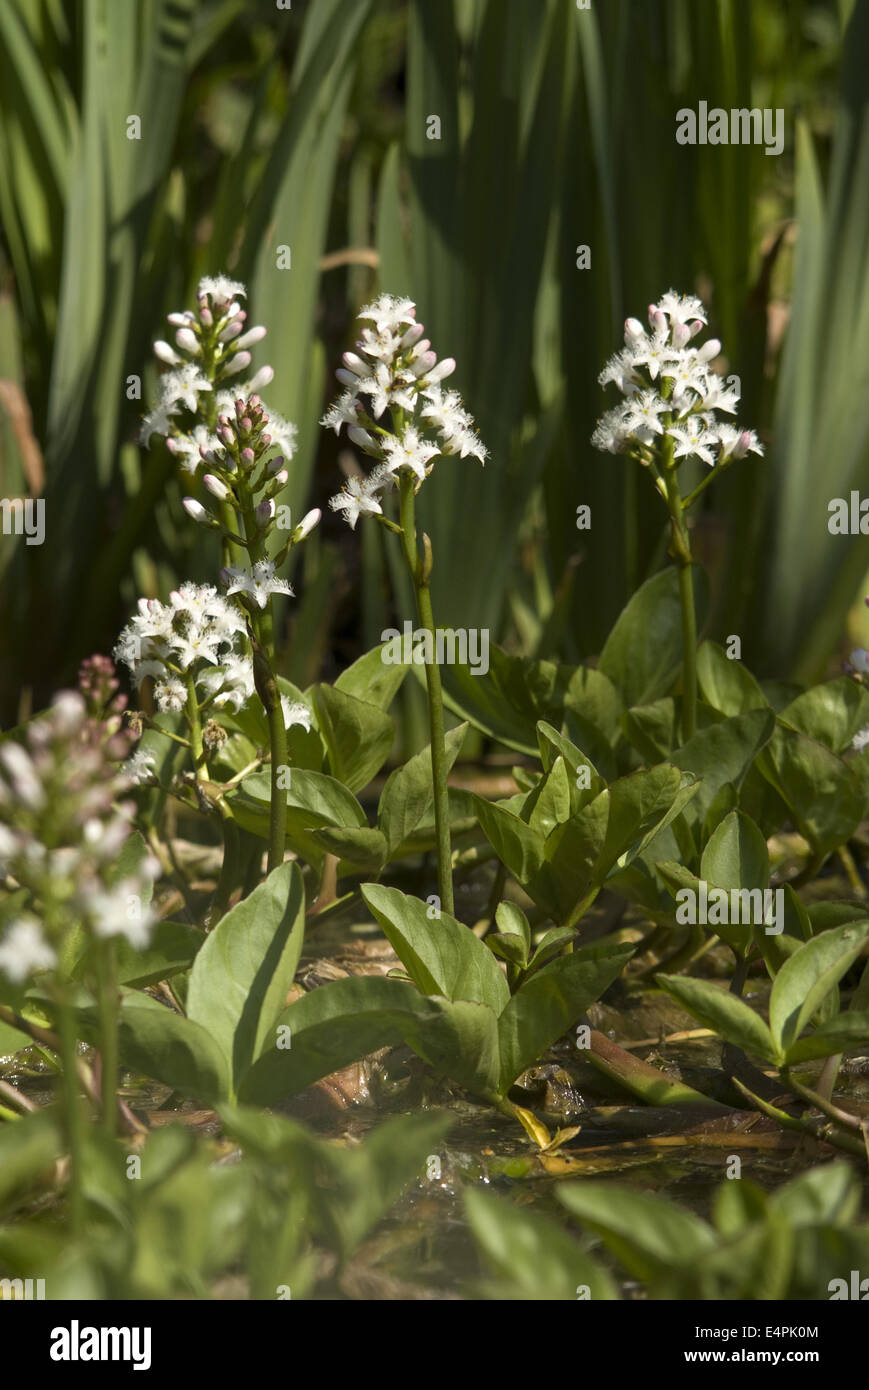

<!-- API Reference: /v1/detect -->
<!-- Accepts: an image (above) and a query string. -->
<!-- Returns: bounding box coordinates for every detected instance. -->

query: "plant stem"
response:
[398,473,454,916]
[56,991,85,1237]
[251,609,287,874]
[659,434,697,744]
[186,671,209,781]
[96,939,118,1138]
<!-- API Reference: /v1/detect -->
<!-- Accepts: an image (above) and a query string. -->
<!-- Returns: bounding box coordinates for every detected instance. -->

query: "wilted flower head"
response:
[322,293,487,527]
[592,289,764,470]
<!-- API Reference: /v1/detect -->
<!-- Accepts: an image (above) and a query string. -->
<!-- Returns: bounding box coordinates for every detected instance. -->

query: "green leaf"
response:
[333,642,408,709]
[758,726,864,860]
[0,1108,61,1211]
[401,996,502,1096]
[671,709,775,825]
[784,1011,869,1063]
[113,919,203,989]
[769,920,869,1058]
[557,1182,717,1281]
[315,1110,454,1260]
[769,1161,860,1227]
[465,1188,617,1300]
[657,974,775,1063]
[311,684,394,793]
[361,882,509,1010]
[498,940,634,1093]
[595,764,682,877]
[187,862,306,1093]
[696,641,768,716]
[778,678,869,755]
[436,645,574,755]
[114,993,231,1104]
[472,795,546,883]
[495,901,532,957]
[310,826,388,873]
[700,810,770,893]
[231,766,367,862]
[598,567,706,708]
[240,976,432,1106]
[523,756,571,837]
[378,723,467,854]
[537,790,610,921]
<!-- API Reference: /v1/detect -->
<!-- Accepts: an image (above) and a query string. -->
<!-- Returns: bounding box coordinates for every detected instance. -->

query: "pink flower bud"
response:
[671,322,690,348]
[624,317,644,344]
[688,320,704,338]
[182,497,210,525]
[241,447,255,468]
[348,425,376,450]
[648,307,667,333]
[342,351,368,376]
[425,357,456,383]
[224,351,251,374]
[247,365,274,392]
[256,498,275,528]
[219,319,243,343]
[336,368,360,387]
[400,322,425,348]
[271,468,289,487]
[241,417,252,431]
[153,340,181,365]
[203,474,229,501]
[294,508,321,541]
[175,327,199,354]
[200,306,213,327]
[266,455,286,476]
[168,311,192,327]
[697,338,721,363]
[235,325,267,350]
[411,351,438,378]
[219,426,235,448]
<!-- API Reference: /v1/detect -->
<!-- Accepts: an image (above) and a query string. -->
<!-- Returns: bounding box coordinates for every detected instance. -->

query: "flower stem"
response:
[660,447,697,743]
[96,939,118,1138]
[398,474,454,916]
[251,608,287,874]
[186,671,210,781]
[56,991,85,1236]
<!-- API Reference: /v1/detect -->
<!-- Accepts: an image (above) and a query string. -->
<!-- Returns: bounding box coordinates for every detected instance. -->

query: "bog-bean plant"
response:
[1,281,868,1301]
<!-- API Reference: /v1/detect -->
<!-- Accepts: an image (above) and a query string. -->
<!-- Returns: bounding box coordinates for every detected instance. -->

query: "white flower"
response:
[153,677,187,712]
[140,397,181,444]
[655,290,708,326]
[591,407,634,454]
[668,423,718,467]
[264,409,298,460]
[83,878,156,950]
[281,697,312,732]
[222,559,293,610]
[198,275,247,306]
[328,470,390,529]
[0,917,56,983]
[623,390,668,439]
[626,328,674,382]
[321,390,362,434]
[199,655,255,711]
[852,723,869,752]
[123,750,157,786]
[381,426,440,481]
[161,366,212,413]
[166,425,225,475]
[357,294,417,334]
[850,649,869,675]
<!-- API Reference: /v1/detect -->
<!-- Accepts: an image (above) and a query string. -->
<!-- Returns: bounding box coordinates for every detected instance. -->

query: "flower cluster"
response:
[0,692,160,982]
[180,390,318,562]
[592,291,763,468]
[113,583,252,714]
[323,294,488,528]
[141,275,273,454]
